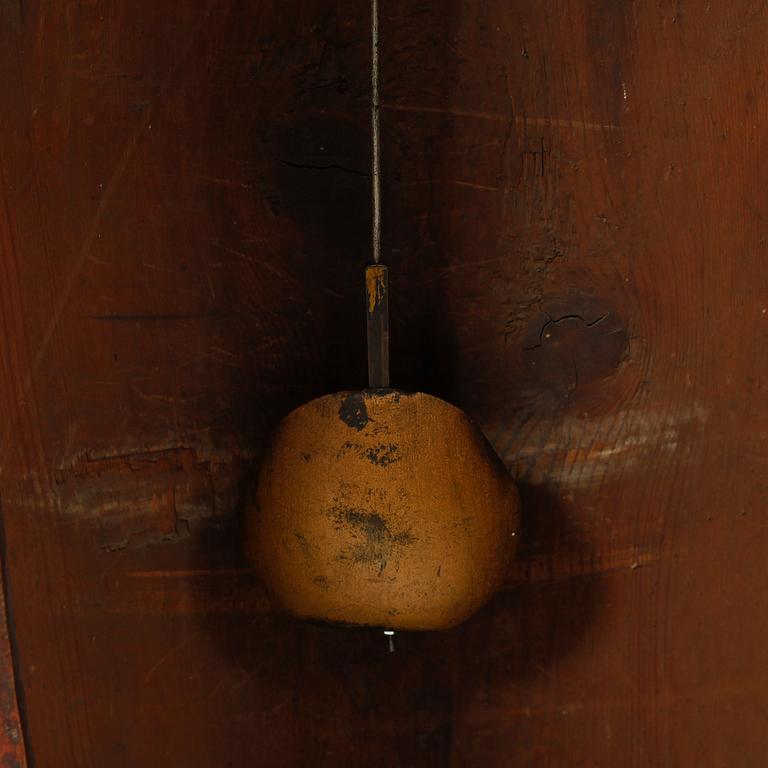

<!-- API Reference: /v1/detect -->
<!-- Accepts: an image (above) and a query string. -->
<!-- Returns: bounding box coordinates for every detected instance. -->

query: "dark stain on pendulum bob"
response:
[338,393,369,431]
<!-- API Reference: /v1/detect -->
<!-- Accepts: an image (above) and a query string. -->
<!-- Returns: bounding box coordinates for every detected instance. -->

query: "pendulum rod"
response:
[366,0,389,390]
[369,0,394,652]
[371,0,381,266]
[366,264,389,388]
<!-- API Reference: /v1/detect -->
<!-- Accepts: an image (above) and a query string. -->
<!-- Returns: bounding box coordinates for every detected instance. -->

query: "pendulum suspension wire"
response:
[371,0,381,265]
[366,0,390,390]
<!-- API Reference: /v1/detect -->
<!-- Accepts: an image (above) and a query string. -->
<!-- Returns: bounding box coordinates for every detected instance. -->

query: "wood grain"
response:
[0,0,767,765]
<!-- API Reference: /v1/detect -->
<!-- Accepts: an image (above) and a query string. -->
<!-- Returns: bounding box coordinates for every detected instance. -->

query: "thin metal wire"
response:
[371,0,381,264]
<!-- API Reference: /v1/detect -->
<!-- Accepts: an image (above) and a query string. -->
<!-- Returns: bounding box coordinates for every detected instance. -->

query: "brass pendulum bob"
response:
[244,264,520,630]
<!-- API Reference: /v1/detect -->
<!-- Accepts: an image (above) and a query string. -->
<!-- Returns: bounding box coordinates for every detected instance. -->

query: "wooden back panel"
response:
[0,1,767,765]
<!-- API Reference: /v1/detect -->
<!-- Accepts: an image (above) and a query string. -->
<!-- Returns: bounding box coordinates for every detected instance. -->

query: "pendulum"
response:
[243,0,520,632]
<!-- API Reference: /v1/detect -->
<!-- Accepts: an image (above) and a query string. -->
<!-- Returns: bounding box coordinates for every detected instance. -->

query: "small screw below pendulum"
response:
[384,629,395,653]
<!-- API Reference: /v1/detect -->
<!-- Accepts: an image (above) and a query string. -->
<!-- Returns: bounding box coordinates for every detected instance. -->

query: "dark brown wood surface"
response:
[1,0,767,765]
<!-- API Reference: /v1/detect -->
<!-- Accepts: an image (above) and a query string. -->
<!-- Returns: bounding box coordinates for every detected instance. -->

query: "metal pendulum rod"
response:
[366,264,389,388]
[371,0,381,266]
[370,0,394,654]
[366,0,389,391]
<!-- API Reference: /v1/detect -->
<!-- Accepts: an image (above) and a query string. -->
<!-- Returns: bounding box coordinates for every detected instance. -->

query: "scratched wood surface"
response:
[1,0,768,765]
